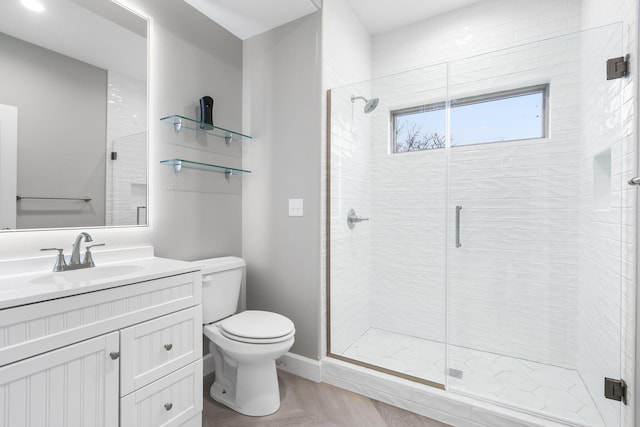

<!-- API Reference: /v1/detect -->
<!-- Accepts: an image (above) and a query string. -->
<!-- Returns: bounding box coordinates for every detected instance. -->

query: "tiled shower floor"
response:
[342,328,605,426]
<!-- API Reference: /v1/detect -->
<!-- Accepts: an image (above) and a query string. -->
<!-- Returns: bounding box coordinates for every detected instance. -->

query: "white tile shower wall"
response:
[371,0,582,79]
[368,0,583,369]
[322,0,373,355]
[105,71,147,227]
[579,0,638,425]
[367,65,449,347]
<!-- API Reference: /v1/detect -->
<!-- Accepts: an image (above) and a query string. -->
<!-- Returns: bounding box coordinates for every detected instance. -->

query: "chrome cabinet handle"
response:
[455,206,462,248]
[164,344,173,351]
[628,177,640,186]
[347,208,370,229]
[164,403,173,411]
[110,351,120,360]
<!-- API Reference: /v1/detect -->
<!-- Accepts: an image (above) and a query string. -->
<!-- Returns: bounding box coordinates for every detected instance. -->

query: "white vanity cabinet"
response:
[0,262,203,427]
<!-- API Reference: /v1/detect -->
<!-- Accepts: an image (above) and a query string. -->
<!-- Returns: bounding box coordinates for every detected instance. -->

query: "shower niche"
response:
[594,149,612,210]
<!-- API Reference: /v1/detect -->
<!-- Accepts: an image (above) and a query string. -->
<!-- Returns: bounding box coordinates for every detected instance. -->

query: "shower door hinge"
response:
[607,55,629,80]
[604,377,627,404]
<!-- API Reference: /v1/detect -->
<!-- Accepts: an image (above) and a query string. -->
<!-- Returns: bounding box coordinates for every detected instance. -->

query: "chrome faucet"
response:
[41,232,105,272]
[70,232,93,265]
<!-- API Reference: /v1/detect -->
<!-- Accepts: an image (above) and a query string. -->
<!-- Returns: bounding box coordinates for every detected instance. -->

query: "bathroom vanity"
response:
[0,248,203,427]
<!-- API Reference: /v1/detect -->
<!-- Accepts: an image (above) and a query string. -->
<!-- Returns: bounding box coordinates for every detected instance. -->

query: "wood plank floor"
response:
[202,371,452,427]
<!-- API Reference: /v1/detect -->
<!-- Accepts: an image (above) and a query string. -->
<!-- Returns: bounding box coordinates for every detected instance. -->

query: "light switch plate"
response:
[288,199,303,217]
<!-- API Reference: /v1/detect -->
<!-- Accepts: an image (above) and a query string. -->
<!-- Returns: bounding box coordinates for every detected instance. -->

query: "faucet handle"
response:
[41,247,64,253]
[86,243,106,251]
[40,248,67,272]
[83,243,105,267]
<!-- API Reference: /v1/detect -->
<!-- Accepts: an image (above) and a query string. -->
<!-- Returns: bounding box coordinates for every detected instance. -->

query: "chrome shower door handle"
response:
[455,205,462,248]
[628,177,640,186]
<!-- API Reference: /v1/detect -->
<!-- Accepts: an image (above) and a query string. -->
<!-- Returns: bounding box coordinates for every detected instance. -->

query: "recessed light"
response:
[21,0,45,12]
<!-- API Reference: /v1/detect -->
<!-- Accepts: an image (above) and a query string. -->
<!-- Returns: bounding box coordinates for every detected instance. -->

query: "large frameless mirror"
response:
[0,0,148,230]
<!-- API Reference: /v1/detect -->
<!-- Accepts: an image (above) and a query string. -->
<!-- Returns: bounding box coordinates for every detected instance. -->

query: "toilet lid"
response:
[220,310,295,343]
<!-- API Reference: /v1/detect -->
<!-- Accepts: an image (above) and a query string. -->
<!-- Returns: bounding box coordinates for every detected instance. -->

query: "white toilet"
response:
[197,257,295,416]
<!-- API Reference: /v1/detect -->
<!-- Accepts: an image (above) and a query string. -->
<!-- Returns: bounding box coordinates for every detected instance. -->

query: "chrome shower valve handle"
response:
[347,209,370,229]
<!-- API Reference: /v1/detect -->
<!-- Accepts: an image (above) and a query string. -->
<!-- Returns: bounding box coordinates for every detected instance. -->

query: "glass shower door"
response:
[446,25,626,427]
[328,63,450,388]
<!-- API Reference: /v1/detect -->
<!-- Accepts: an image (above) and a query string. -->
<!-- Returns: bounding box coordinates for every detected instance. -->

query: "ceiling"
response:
[346,0,484,35]
[183,0,320,40]
[184,0,483,40]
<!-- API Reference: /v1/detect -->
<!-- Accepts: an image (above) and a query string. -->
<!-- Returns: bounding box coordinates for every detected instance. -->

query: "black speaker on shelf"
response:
[199,96,214,129]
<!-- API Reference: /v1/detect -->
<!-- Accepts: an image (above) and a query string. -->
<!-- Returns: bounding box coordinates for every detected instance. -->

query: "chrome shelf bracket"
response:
[172,117,182,133]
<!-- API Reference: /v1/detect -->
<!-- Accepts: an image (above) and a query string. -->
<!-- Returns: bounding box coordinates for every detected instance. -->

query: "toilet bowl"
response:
[196,257,295,416]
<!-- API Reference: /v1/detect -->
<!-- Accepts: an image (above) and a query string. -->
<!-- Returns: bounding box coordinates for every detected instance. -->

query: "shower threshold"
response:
[342,328,605,426]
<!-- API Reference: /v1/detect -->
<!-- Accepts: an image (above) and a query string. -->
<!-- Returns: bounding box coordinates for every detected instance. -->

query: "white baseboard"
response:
[276,352,322,383]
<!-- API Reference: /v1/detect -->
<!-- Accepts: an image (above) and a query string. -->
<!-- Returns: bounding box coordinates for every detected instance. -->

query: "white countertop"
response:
[0,247,200,310]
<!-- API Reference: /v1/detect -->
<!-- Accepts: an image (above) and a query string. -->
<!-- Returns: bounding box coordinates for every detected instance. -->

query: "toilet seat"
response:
[219,310,295,344]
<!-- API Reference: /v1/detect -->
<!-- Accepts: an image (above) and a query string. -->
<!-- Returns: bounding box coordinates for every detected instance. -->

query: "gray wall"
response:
[135,1,244,261]
[242,13,322,359]
[0,33,107,229]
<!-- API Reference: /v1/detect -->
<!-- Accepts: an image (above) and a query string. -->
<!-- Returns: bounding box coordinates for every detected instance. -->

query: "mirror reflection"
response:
[0,0,148,230]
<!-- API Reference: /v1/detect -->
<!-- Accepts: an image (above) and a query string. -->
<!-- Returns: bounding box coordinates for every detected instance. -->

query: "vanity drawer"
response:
[121,358,203,427]
[120,306,202,396]
[0,272,201,367]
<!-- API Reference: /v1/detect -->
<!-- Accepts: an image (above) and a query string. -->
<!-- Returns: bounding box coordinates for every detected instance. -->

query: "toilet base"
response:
[210,359,281,416]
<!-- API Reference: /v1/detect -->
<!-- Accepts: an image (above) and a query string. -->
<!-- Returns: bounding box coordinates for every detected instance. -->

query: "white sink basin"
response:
[29,264,144,286]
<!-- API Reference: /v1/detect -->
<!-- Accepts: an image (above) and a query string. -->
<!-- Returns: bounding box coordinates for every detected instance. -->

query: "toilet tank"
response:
[195,257,246,324]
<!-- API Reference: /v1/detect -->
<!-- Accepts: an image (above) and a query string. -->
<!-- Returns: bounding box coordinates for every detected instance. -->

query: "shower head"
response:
[351,95,379,113]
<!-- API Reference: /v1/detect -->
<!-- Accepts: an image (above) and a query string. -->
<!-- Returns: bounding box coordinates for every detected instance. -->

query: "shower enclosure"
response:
[327,24,632,427]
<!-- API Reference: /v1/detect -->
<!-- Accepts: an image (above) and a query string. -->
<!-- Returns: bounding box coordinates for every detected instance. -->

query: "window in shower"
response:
[392,102,446,152]
[392,84,548,152]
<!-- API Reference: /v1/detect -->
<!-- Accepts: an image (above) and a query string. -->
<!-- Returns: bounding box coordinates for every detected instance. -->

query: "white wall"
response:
[0,0,243,264]
[371,0,583,79]
[242,13,322,359]
[0,105,17,230]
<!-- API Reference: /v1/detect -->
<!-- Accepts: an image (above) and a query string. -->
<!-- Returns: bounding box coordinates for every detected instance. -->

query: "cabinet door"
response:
[0,332,119,427]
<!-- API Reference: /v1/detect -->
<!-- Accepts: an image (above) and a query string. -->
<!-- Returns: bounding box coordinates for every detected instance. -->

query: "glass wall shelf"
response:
[160,114,251,144]
[160,158,251,180]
